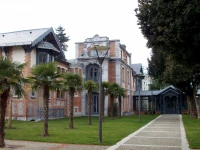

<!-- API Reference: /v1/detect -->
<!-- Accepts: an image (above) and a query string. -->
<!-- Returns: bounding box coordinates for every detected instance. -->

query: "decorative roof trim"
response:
[37,42,59,53]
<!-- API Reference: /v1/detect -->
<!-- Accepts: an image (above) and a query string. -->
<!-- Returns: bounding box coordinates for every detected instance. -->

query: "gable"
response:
[158,86,180,96]
[0,27,65,59]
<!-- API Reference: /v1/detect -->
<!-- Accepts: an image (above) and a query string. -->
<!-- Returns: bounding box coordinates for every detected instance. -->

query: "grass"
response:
[5,115,158,145]
[182,115,200,149]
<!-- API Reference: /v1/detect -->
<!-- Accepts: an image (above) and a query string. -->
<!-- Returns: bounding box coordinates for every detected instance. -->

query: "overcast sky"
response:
[0,0,151,68]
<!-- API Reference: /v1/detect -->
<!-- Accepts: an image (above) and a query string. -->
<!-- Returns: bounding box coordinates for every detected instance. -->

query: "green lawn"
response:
[182,115,200,149]
[5,115,158,145]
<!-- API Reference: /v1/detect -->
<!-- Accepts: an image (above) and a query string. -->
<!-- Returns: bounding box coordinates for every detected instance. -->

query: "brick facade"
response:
[1,29,136,120]
[73,35,134,116]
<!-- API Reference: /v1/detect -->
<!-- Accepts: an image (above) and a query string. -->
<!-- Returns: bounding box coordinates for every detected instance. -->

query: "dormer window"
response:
[37,51,52,64]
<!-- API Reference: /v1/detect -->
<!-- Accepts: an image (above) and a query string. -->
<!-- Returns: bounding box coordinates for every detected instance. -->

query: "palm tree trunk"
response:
[0,89,10,148]
[88,91,92,125]
[69,90,74,129]
[110,96,114,120]
[42,85,49,136]
[8,88,13,129]
[7,98,12,129]
[118,97,121,118]
[101,91,105,122]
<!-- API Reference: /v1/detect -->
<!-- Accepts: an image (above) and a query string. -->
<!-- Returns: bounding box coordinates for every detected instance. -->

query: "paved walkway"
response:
[3,115,190,150]
[3,140,109,150]
[107,115,190,150]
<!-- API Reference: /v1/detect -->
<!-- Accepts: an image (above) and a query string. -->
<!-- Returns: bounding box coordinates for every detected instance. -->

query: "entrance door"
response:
[92,93,99,114]
[165,96,176,114]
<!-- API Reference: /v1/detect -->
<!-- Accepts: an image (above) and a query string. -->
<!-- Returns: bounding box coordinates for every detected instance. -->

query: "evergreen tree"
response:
[136,0,200,118]
[55,26,70,51]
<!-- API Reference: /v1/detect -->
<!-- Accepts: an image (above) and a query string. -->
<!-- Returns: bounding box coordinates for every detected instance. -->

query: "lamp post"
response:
[92,38,109,143]
[136,74,145,123]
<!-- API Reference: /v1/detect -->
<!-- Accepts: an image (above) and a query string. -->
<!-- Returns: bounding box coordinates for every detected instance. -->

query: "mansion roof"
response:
[0,28,50,47]
[0,27,67,60]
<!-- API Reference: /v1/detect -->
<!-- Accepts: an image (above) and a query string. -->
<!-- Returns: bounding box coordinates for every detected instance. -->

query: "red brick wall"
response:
[78,43,84,57]
[108,62,116,83]
[109,41,116,57]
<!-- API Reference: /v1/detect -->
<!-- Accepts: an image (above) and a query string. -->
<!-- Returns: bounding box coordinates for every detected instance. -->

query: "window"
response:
[86,64,99,82]
[128,95,130,109]
[122,97,125,111]
[127,70,130,85]
[57,67,61,74]
[13,90,21,99]
[38,51,52,64]
[122,67,125,82]
[74,91,78,97]
[30,91,36,99]
[74,106,78,112]
[61,68,65,73]
[127,56,129,65]
[56,89,65,100]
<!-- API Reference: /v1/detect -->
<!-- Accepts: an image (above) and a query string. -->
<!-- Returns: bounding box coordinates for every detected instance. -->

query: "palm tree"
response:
[101,82,110,121]
[117,87,126,118]
[0,56,26,148]
[27,62,61,136]
[62,73,82,129]
[84,80,98,125]
[108,83,120,120]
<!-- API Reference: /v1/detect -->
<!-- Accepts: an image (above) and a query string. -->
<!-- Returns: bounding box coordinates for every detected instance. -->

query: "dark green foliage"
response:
[147,48,166,82]
[149,79,167,90]
[55,26,70,51]
[27,62,61,136]
[84,80,99,125]
[136,0,200,118]
[136,0,200,86]
[0,56,26,147]
[62,73,83,92]
[0,57,26,96]
[136,0,200,66]
[62,73,83,129]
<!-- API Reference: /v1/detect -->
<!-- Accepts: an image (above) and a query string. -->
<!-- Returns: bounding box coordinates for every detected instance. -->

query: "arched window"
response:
[86,64,99,82]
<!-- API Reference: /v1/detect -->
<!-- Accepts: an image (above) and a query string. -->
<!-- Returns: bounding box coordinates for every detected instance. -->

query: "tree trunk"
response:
[0,89,10,148]
[69,90,74,129]
[187,95,196,118]
[42,85,49,136]
[8,88,13,129]
[110,96,114,120]
[192,83,200,120]
[101,91,105,122]
[118,96,121,118]
[187,98,190,114]
[88,91,92,125]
